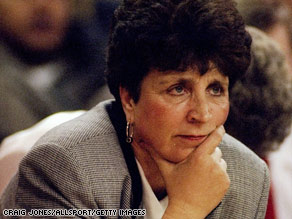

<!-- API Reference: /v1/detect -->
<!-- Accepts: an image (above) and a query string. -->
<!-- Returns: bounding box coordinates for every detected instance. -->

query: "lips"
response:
[177,135,208,145]
[180,135,206,140]
[32,18,52,31]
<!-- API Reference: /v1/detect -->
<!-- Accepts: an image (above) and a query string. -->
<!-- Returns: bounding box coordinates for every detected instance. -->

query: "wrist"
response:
[163,202,207,219]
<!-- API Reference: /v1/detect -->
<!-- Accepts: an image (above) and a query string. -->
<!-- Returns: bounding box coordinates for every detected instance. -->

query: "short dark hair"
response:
[106,0,251,103]
[225,26,292,156]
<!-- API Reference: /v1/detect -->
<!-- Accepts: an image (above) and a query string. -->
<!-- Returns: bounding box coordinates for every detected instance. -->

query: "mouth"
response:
[177,135,208,145]
[32,22,51,32]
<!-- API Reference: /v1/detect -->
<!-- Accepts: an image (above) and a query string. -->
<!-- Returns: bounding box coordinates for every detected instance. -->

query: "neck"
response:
[131,141,167,200]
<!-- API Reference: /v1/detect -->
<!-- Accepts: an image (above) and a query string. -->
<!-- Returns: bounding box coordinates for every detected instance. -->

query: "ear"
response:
[119,86,136,122]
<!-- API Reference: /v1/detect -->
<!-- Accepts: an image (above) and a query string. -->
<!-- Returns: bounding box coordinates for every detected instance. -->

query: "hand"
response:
[148,126,230,219]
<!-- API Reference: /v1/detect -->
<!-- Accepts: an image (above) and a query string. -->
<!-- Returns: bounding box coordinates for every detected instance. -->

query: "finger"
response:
[219,158,227,171]
[211,147,222,162]
[196,126,225,155]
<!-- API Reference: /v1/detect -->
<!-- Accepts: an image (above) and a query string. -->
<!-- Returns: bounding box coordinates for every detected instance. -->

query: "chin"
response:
[25,35,64,52]
[31,41,60,51]
[165,153,191,164]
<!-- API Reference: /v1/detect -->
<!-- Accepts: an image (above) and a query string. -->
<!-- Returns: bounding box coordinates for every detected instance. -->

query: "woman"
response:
[225,26,292,219]
[235,0,292,73]
[225,26,292,157]
[0,0,269,218]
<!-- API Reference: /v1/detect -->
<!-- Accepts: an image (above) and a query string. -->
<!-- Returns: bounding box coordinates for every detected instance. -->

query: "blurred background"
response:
[0,0,120,141]
[0,1,291,219]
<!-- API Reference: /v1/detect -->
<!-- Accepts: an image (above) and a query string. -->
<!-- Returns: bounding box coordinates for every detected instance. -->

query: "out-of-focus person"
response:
[0,110,85,196]
[268,128,292,219]
[235,0,292,73]
[0,0,118,142]
[0,0,269,218]
[225,26,292,219]
[278,0,292,13]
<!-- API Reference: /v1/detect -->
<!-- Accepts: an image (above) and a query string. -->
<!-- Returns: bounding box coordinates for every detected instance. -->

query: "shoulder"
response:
[31,100,127,172]
[221,134,268,172]
[36,100,116,148]
[216,134,269,218]
[220,134,269,191]
[220,134,269,183]
[0,100,132,210]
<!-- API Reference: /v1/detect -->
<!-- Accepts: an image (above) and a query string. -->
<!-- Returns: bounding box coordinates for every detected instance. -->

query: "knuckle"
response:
[213,129,224,143]
[219,126,226,135]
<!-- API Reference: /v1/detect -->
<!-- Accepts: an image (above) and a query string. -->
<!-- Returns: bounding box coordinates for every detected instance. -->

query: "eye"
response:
[168,85,187,96]
[208,83,224,96]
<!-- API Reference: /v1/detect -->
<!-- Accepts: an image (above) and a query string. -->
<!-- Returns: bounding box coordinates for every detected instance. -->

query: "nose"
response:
[30,0,56,20]
[187,96,212,123]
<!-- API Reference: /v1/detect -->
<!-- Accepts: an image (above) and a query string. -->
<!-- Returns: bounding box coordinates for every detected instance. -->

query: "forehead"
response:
[147,67,229,84]
[0,0,22,7]
[0,0,71,10]
[0,1,23,12]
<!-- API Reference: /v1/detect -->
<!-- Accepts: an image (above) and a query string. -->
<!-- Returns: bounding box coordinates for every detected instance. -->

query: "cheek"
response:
[134,98,175,139]
[214,101,230,125]
[1,8,32,37]
[51,3,71,27]
[140,96,171,120]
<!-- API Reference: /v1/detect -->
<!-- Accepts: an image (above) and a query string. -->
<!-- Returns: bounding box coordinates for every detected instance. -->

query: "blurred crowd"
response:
[233,1,292,218]
[0,0,292,219]
[0,0,119,141]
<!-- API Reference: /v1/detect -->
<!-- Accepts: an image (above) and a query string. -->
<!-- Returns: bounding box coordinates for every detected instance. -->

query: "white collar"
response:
[136,160,168,219]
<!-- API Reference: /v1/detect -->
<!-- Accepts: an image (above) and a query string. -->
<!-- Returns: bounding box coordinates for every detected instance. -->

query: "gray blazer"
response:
[0,100,269,218]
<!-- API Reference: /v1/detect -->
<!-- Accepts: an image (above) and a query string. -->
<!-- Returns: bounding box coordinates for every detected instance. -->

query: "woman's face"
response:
[122,67,230,163]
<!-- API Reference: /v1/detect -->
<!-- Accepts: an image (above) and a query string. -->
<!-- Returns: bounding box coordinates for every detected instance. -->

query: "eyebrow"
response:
[158,77,191,85]
[208,79,229,87]
[156,70,229,86]
[159,77,228,87]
